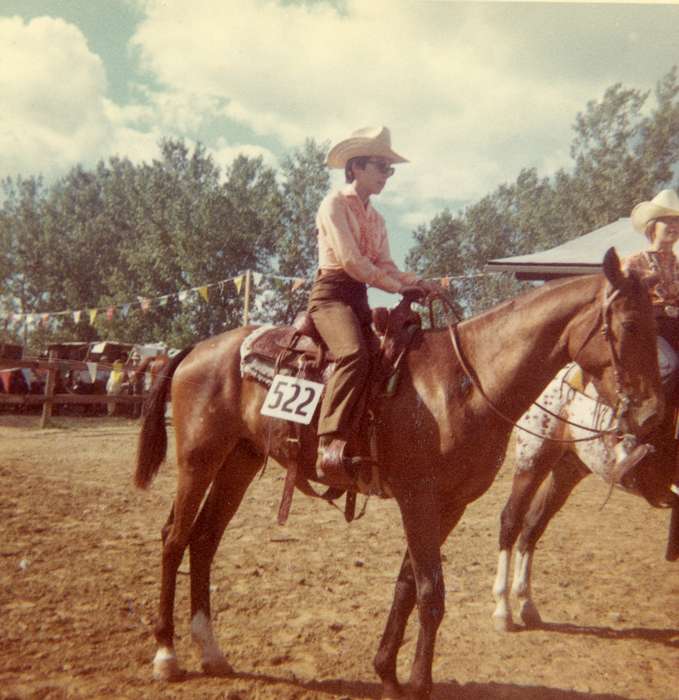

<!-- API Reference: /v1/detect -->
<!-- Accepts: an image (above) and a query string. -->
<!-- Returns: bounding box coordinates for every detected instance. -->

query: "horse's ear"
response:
[602,247,623,289]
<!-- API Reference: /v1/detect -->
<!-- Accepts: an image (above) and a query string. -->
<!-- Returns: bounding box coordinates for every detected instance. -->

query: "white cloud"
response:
[210,137,278,171]
[3,0,676,216]
[129,0,617,208]
[0,16,113,178]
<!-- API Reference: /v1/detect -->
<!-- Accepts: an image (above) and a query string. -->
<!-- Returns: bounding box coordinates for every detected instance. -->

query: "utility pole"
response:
[242,269,252,325]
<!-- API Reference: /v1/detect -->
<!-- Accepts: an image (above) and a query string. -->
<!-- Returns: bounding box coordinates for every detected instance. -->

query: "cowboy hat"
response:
[326,126,408,169]
[631,189,679,233]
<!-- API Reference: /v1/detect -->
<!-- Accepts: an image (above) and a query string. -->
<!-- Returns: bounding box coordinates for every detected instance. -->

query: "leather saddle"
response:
[242,294,422,388]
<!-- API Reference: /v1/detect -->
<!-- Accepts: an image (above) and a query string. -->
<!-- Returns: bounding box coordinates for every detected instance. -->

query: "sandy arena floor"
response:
[0,414,677,699]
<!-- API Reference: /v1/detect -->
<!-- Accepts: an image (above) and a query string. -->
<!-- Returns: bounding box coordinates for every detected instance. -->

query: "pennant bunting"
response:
[140,298,151,313]
[252,272,262,286]
[89,309,98,325]
[121,304,130,317]
[178,290,189,303]
[291,278,305,292]
[73,310,82,323]
[197,286,209,302]
[234,275,243,294]
[106,306,115,321]
[440,276,450,289]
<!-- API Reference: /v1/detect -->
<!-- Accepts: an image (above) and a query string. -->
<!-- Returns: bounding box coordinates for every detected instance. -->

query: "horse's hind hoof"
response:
[152,649,184,682]
[381,681,406,699]
[202,655,234,677]
[492,612,515,633]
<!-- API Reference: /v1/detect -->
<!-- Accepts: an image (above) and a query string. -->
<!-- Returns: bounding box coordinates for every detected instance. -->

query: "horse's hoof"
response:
[202,655,234,677]
[492,612,515,633]
[152,655,184,682]
[380,678,406,699]
[519,600,542,627]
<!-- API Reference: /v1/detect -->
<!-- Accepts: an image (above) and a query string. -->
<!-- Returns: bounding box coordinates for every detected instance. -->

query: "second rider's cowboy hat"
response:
[326,126,408,169]
[631,189,679,233]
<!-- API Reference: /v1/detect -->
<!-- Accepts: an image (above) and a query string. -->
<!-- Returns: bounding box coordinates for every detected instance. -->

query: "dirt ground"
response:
[0,414,677,700]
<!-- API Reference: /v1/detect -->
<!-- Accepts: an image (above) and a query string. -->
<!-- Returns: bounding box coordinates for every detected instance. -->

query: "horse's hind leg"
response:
[513,457,587,627]
[188,442,262,676]
[152,451,225,681]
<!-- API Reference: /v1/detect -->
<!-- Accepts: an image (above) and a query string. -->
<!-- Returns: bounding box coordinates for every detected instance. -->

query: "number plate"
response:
[260,374,324,425]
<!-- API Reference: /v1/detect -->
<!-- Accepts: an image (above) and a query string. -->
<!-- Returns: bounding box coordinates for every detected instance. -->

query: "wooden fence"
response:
[0,356,145,428]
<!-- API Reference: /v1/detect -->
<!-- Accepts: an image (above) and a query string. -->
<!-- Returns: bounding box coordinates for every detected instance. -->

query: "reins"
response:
[445,284,627,444]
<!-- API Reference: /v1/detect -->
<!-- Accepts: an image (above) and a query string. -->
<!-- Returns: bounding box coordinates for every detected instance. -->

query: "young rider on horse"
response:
[308,126,438,483]
[624,189,679,393]
[613,189,679,475]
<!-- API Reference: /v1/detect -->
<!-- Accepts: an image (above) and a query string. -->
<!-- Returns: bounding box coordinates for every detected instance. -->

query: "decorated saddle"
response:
[239,296,423,524]
[240,298,422,394]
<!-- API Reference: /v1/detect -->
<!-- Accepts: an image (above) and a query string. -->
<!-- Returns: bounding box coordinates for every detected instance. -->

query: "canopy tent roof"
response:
[484,218,643,280]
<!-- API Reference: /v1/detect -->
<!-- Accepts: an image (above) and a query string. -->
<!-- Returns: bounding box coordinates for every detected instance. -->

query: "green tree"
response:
[407,67,679,315]
[253,139,330,325]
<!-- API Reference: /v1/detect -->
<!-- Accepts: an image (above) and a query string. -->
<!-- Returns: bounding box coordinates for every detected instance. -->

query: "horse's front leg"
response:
[375,497,466,699]
[492,443,556,632]
[373,552,417,699]
[513,459,586,627]
[397,482,451,699]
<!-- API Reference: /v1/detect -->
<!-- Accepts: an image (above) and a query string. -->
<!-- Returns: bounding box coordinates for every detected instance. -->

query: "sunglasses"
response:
[366,159,395,177]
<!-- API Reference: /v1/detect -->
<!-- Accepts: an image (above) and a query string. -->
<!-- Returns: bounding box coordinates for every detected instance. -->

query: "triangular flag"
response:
[41,313,50,326]
[234,275,243,294]
[106,306,115,321]
[178,290,189,303]
[440,276,450,289]
[197,286,209,302]
[121,304,130,317]
[292,278,305,292]
[140,298,151,313]
[89,308,98,324]
[73,310,82,323]
[87,362,98,383]
[159,295,169,307]
[252,272,262,286]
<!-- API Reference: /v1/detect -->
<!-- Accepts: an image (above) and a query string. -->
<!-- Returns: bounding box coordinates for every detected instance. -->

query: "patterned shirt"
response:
[315,183,418,294]
[623,249,679,310]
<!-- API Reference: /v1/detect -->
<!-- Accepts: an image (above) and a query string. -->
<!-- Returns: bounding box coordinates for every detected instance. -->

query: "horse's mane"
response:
[463,273,601,327]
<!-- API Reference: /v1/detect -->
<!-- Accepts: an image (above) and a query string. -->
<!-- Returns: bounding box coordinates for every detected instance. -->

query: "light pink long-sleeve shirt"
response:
[315,183,418,294]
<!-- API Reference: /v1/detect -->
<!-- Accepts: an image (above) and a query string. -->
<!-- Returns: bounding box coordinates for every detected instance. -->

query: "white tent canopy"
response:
[484,218,643,280]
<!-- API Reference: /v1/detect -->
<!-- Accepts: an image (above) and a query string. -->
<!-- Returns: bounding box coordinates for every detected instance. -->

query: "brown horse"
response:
[492,364,679,633]
[135,249,663,699]
[127,353,170,416]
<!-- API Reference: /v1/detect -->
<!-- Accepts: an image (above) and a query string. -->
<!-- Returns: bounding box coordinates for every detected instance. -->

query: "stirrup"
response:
[316,438,354,487]
[611,442,654,485]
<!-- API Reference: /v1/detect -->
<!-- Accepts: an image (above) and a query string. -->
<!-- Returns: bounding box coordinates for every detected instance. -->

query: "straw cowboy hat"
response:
[326,126,408,169]
[631,189,679,233]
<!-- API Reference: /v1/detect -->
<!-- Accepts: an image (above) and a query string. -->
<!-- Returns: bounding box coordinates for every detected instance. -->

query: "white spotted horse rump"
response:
[515,363,619,482]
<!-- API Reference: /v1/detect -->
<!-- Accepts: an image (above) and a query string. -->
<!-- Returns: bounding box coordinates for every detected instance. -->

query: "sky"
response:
[2,0,678,305]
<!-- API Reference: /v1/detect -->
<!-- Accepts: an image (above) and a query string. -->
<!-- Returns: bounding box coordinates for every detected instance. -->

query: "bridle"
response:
[447,283,639,444]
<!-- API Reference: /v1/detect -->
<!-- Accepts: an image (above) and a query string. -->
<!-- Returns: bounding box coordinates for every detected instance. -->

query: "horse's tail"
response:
[134,346,194,489]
